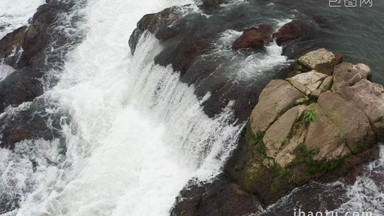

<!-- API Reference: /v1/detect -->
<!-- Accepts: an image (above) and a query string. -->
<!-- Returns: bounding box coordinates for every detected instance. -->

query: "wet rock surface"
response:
[130,3,384,215]
[172,48,384,215]
[228,50,382,205]
[232,24,273,50]
[272,20,316,47]
[171,176,261,216]
[0,1,82,115]
[0,1,83,148]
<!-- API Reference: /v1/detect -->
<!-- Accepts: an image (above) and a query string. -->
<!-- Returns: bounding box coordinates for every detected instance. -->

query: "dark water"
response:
[268,0,384,84]
[208,0,384,83]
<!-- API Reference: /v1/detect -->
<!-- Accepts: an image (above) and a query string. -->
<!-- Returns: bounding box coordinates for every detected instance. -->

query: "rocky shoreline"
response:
[171,48,383,216]
[129,2,384,215]
[0,0,383,215]
[0,0,83,150]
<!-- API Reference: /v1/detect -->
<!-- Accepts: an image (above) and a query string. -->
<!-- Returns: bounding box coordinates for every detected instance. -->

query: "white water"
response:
[0,0,240,215]
[0,0,45,38]
[334,146,384,216]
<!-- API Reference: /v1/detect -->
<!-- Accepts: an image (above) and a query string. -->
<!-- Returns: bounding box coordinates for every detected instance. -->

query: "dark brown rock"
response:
[0,2,81,114]
[129,6,184,54]
[0,98,64,149]
[272,20,316,47]
[171,176,261,216]
[0,26,27,63]
[232,24,273,50]
[201,0,228,7]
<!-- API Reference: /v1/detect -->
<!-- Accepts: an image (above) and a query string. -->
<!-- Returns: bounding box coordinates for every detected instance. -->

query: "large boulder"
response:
[232,24,273,50]
[337,79,384,139]
[0,2,80,114]
[332,62,371,91]
[129,6,184,54]
[298,48,342,75]
[171,177,261,216]
[250,79,305,134]
[308,91,375,157]
[227,49,382,205]
[272,20,316,47]
[287,70,329,96]
[263,105,305,158]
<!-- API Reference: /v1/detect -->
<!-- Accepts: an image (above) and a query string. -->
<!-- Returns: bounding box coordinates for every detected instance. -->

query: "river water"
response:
[0,0,383,215]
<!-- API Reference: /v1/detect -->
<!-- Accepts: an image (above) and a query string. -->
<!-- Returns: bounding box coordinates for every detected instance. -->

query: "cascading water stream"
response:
[2,0,383,215]
[0,0,241,215]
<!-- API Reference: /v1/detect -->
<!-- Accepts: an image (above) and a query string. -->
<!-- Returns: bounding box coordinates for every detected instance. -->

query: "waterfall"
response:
[0,0,240,215]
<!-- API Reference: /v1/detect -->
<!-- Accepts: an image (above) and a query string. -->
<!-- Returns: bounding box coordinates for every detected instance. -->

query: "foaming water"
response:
[0,0,45,38]
[334,146,384,216]
[0,0,240,215]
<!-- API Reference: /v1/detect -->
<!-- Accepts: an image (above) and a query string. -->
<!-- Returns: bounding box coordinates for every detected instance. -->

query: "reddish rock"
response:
[232,24,273,50]
[272,20,316,46]
[233,24,273,50]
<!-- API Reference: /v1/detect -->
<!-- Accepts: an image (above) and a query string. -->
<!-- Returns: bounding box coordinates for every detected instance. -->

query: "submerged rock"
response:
[232,24,273,50]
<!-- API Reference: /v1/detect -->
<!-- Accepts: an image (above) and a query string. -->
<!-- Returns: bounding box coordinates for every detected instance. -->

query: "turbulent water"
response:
[0,0,243,215]
[0,0,44,38]
[0,0,384,215]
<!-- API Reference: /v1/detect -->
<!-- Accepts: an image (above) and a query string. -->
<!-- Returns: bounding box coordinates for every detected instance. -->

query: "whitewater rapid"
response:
[1,0,240,215]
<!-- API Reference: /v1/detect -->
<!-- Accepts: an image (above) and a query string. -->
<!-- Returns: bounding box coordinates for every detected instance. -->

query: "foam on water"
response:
[0,0,45,38]
[334,145,384,216]
[0,64,15,82]
[0,0,240,215]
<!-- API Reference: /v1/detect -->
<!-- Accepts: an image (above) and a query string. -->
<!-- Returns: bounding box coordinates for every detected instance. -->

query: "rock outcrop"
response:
[0,1,83,149]
[232,24,273,50]
[129,6,184,54]
[298,48,342,75]
[0,26,27,63]
[171,176,261,216]
[228,48,383,204]
[272,20,316,47]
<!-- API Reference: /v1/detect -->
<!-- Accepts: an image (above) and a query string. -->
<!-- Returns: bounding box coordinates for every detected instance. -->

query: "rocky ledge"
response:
[172,48,384,215]
[0,0,83,149]
[129,4,384,215]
